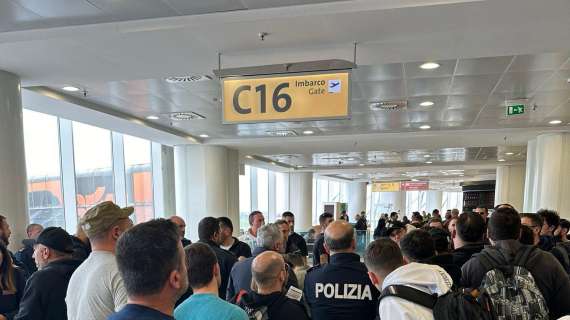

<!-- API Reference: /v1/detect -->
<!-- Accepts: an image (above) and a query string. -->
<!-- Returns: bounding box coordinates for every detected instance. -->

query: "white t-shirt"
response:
[66,251,128,320]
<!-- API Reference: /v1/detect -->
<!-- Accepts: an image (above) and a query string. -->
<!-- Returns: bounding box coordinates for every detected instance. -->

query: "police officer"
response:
[304,220,380,320]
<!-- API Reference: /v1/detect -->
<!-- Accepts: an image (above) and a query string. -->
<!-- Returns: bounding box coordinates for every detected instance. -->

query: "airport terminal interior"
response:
[1,0,570,320]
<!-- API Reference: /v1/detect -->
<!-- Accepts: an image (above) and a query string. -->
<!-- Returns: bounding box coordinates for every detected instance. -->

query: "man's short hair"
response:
[521,213,543,228]
[324,224,354,251]
[319,212,333,226]
[185,243,217,289]
[26,224,42,235]
[256,224,282,249]
[198,217,220,241]
[560,219,570,231]
[432,209,440,215]
[428,228,449,253]
[116,219,181,296]
[476,206,488,214]
[537,209,560,228]
[364,239,404,275]
[282,211,294,219]
[456,212,485,243]
[274,219,289,227]
[252,254,283,288]
[218,217,234,232]
[488,206,521,241]
[399,229,435,262]
[249,211,262,226]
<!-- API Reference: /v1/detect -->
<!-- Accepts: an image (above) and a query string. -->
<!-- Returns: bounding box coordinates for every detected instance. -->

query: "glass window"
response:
[239,166,252,232]
[123,135,154,223]
[442,191,464,212]
[275,172,289,216]
[23,110,65,228]
[256,168,269,214]
[73,122,115,217]
[406,190,427,214]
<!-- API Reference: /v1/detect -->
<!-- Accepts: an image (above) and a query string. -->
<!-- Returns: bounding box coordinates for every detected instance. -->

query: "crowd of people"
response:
[1,202,570,320]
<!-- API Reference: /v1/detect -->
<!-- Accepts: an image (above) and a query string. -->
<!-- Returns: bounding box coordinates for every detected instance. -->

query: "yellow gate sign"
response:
[372,182,401,192]
[222,71,350,123]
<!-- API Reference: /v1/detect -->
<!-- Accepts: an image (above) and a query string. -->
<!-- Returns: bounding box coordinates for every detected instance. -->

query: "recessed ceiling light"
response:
[498,159,506,162]
[424,155,431,158]
[270,162,277,166]
[302,130,314,135]
[199,134,209,138]
[358,173,364,176]
[359,163,365,167]
[411,179,419,182]
[419,125,431,130]
[420,101,434,107]
[245,155,253,159]
[420,62,440,70]
[549,120,562,125]
[505,152,514,156]
[347,158,355,161]
[296,165,304,168]
[62,86,80,92]
[146,115,159,120]
[425,161,433,164]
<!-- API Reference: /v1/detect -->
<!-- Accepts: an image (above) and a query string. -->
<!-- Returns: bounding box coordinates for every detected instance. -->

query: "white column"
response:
[152,143,176,218]
[495,165,525,212]
[392,191,406,215]
[348,182,367,217]
[174,145,240,240]
[0,71,29,251]
[523,139,537,212]
[523,133,570,218]
[289,172,313,232]
[427,191,443,211]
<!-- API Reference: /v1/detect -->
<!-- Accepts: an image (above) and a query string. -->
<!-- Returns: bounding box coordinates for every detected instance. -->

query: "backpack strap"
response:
[380,285,438,310]
[477,249,504,272]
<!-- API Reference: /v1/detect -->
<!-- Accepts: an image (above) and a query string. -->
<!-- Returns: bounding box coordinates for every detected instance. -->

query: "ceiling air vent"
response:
[165,75,213,83]
[168,112,206,121]
[265,130,298,137]
[370,100,408,111]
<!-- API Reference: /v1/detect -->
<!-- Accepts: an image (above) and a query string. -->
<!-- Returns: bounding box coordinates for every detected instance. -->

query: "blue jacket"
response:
[304,252,380,320]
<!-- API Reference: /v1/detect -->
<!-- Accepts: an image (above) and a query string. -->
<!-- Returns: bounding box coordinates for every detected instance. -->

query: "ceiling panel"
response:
[508,52,570,72]
[495,71,552,95]
[450,74,501,95]
[455,56,513,76]
[406,77,452,96]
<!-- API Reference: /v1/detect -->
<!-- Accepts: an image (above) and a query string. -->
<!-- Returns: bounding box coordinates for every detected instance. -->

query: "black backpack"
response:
[478,245,549,320]
[379,285,494,320]
[232,290,270,320]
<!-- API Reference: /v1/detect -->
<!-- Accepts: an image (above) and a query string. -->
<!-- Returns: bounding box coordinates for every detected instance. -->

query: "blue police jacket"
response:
[304,252,380,320]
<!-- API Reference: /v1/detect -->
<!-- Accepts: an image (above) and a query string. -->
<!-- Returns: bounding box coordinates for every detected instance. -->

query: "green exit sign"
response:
[507,104,525,116]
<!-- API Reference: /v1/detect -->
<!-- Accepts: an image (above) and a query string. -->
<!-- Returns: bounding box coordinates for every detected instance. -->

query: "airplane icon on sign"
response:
[328,80,341,93]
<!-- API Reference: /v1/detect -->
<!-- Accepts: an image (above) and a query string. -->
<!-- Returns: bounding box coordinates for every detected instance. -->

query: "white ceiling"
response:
[2,0,570,185]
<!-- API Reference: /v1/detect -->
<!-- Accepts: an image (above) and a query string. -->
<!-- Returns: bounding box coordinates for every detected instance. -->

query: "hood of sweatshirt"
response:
[382,262,453,296]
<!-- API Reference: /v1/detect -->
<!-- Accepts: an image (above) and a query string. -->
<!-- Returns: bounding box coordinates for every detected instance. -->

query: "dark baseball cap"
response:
[36,227,74,254]
[381,221,406,238]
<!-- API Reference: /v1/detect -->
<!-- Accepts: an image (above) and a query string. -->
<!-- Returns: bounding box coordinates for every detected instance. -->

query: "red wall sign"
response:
[401,181,429,191]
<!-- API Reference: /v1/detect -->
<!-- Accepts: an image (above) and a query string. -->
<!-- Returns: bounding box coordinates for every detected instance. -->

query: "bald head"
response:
[252,251,286,292]
[169,216,186,238]
[324,220,355,254]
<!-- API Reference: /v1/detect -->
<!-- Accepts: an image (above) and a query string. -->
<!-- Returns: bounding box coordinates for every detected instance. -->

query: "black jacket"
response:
[181,238,192,248]
[461,240,570,319]
[198,240,237,299]
[14,240,37,276]
[227,247,299,300]
[286,232,308,257]
[238,291,309,320]
[0,267,26,320]
[226,237,252,259]
[421,253,461,287]
[312,234,328,266]
[14,258,82,320]
[304,252,380,320]
[451,242,485,269]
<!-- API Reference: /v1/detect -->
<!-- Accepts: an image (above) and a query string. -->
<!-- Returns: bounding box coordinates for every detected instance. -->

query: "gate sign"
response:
[401,181,429,191]
[222,71,350,123]
[372,182,401,192]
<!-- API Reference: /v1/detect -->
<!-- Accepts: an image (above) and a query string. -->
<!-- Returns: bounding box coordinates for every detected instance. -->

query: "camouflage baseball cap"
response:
[80,201,134,238]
